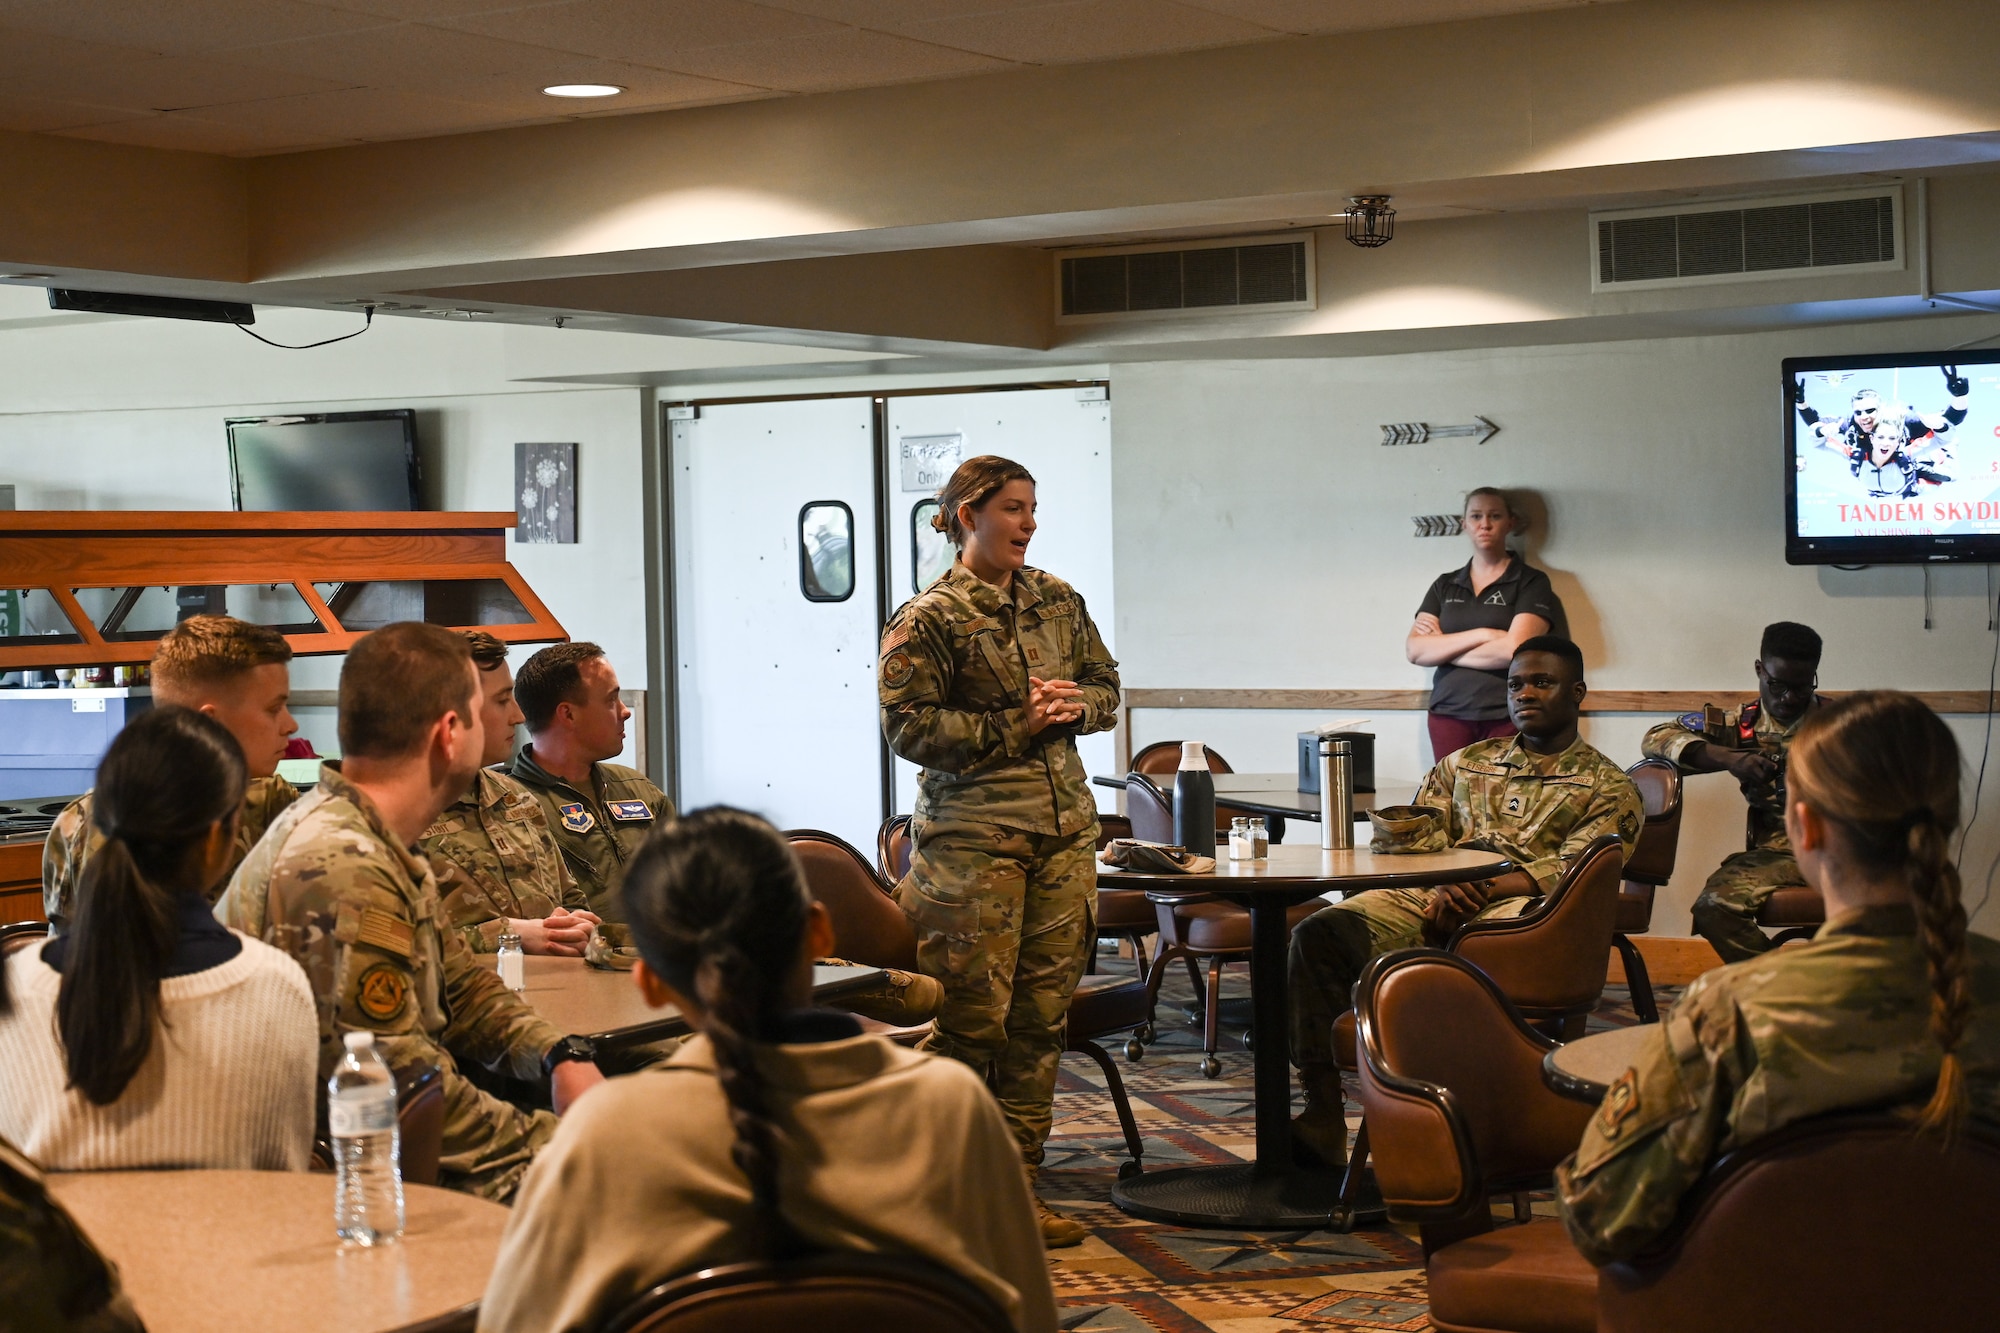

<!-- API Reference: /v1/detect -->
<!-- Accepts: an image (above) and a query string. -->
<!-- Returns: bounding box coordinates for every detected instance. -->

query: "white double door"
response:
[671,387,1114,853]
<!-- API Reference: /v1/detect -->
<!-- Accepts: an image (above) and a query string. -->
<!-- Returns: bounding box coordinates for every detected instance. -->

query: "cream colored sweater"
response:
[480,1031,1058,1333]
[0,936,318,1171]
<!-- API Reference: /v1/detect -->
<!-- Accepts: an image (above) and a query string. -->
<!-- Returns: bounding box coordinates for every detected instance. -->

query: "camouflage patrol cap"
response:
[1368,804,1449,854]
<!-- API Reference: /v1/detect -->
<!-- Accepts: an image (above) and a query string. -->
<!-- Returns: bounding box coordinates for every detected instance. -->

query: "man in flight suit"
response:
[1641,620,1826,963]
[217,623,606,1202]
[1288,637,1642,1167]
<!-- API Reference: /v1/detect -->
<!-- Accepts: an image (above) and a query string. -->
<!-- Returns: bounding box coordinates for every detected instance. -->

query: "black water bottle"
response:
[1173,741,1217,855]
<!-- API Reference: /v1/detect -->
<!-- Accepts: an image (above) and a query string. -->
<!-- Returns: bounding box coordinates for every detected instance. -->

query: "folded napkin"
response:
[1098,838,1217,874]
[1367,804,1450,854]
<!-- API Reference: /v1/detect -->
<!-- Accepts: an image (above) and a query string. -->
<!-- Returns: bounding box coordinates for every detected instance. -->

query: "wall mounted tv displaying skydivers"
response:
[1785,349,2000,564]
[227,409,421,512]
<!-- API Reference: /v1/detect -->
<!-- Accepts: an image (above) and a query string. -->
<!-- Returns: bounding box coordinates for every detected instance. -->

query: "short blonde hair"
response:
[149,615,292,706]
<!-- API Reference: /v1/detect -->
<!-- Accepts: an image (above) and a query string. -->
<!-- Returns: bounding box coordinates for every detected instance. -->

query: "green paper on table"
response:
[1367,804,1450,854]
[1098,839,1217,874]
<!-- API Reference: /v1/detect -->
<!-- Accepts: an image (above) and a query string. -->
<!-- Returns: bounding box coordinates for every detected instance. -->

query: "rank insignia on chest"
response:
[607,800,653,823]
[1504,794,1524,815]
[558,801,595,833]
[1024,645,1043,666]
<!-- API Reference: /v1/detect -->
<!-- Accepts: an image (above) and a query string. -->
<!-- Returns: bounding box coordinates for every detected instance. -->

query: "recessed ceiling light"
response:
[543,84,623,98]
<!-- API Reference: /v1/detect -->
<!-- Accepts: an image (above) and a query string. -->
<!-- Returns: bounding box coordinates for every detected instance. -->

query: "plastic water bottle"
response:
[329,1031,404,1246]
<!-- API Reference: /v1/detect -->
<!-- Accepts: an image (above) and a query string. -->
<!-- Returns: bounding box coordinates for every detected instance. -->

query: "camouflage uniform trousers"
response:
[1289,887,1534,1069]
[1689,848,1808,965]
[898,815,1097,1166]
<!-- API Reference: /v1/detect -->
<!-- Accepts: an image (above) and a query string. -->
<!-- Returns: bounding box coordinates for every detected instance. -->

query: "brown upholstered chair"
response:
[396,1064,446,1187]
[1756,883,1825,946]
[1353,949,1598,1333]
[876,813,913,885]
[1598,1114,2000,1333]
[1330,836,1627,1213]
[601,1252,1014,1333]
[0,920,49,956]
[1127,771,1321,1077]
[1616,759,1682,1023]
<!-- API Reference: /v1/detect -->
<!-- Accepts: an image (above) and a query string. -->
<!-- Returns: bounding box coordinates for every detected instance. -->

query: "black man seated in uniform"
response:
[1640,621,1827,964]
[506,642,940,1028]
[1288,637,1642,1168]
[217,623,607,1202]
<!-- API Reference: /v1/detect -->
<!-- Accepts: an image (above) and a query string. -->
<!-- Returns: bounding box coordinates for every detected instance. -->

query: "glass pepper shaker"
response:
[1248,816,1270,858]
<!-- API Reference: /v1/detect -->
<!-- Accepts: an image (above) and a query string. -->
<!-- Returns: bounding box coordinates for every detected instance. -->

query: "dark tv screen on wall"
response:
[227,409,421,512]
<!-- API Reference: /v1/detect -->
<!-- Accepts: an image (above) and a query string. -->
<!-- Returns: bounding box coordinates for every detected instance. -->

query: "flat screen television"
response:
[1785,350,2000,564]
[227,409,421,512]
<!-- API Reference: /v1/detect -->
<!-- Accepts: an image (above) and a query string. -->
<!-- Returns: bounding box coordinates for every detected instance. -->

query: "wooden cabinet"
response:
[0,840,43,924]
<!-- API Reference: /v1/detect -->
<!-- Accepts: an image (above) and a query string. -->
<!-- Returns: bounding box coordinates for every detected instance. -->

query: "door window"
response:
[799,502,855,602]
[910,500,955,594]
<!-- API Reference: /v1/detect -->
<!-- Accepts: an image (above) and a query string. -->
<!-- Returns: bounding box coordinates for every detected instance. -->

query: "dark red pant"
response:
[1427,713,1517,761]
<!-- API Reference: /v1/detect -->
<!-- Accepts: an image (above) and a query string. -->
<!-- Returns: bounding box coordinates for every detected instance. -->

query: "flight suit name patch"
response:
[607,800,653,822]
[558,802,596,833]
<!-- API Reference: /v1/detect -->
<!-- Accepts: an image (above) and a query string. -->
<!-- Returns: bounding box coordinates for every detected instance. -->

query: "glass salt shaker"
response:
[496,932,525,991]
[1228,817,1252,860]
[1248,816,1270,859]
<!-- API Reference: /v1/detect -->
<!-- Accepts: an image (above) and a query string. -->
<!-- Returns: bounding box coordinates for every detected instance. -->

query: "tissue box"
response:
[1297,729,1375,794]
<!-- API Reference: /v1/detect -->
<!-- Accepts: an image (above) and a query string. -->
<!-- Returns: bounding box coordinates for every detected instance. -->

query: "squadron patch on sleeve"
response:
[1597,1068,1641,1139]
[558,801,596,833]
[1677,711,1706,732]
[882,651,915,689]
[353,962,410,1022]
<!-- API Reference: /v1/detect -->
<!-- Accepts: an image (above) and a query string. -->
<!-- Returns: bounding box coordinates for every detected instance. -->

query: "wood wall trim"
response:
[0,512,516,534]
[1125,688,1996,715]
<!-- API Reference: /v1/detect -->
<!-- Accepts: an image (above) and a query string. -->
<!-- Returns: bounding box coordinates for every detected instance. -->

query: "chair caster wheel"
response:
[1117,1160,1143,1180]
[1136,1023,1156,1044]
[1241,1029,1254,1051]
[1199,1055,1221,1078]
[1124,1038,1144,1063]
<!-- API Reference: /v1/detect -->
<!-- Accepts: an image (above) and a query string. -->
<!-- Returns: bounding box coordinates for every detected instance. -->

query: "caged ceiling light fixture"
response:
[1342,195,1396,248]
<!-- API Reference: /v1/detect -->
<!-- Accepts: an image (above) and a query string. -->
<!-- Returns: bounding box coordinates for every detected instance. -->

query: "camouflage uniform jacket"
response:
[1414,734,1643,896]
[42,775,299,932]
[879,563,1120,837]
[1641,698,1824,853]
[0,1134,142,1333]
[213,763,562,1098]
[1557,904,2000,1265]
[504,748,673,924]
[420,767,595,953]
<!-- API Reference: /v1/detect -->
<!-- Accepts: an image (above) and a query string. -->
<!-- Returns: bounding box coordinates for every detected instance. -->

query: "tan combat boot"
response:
[1026,1167,1088,1249]
[1292,1063,1349,1169]
[818,958,944,1027]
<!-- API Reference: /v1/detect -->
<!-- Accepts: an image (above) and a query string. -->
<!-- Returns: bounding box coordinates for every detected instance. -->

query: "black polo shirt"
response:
[1416,557,1568,720]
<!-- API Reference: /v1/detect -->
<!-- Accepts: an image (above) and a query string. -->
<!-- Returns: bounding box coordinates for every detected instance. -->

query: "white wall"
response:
[1110,313,2000,938]
[0,306,650,764]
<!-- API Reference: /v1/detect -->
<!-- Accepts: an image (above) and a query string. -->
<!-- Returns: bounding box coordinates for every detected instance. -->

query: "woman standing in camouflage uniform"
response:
[1558,691,2000,1263]
[878,455,1120,1249]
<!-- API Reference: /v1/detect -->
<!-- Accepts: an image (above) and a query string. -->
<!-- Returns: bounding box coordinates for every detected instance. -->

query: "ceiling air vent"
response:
[1590,188,1901,292]
[1056,234,1315,322]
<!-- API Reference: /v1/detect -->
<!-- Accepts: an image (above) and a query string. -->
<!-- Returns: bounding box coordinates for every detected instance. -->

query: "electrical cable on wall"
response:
[1963,572,2000,922]
[236,305,374,351]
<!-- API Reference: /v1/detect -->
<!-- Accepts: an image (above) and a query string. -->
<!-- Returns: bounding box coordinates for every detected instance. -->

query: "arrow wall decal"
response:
[1379,415,1499,446]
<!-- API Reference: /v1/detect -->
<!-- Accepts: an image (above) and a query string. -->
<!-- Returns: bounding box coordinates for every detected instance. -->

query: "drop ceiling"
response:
[0,0,1610,157]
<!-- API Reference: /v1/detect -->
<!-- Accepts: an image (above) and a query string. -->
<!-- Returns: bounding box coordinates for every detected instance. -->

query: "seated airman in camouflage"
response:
[1641,621,1826,964]
[421,632,606,957]
[216,623,606,1203]
[44,615,300,934]
[1289,637,1642,1168]
[1560,692,2000,1264]
[506,642,939,1026]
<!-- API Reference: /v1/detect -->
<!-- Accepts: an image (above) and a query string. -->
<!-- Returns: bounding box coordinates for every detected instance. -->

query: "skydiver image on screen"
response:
[1792,364,1969,464]
[1789,357,2000,546]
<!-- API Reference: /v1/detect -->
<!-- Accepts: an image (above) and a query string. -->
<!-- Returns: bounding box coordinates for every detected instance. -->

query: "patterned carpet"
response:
[1039,951,1676,1332]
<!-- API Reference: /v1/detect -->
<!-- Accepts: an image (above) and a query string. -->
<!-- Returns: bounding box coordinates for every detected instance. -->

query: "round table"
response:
[1542,1022,1658,1103]
[1100,842,1513,1230]
[49,1169,509,1333]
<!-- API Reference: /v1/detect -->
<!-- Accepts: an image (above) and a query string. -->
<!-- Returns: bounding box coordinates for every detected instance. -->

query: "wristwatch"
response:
[541,1035,598,1077]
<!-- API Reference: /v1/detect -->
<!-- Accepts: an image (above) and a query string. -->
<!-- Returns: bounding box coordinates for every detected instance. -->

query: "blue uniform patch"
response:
[1677,711,1706,731]
[607,800,653,822]
[558,801,595,833]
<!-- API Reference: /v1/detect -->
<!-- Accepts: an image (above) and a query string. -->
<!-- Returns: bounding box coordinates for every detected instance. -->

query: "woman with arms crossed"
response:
[878,455,1120,1249]
[1408,487,1567,759]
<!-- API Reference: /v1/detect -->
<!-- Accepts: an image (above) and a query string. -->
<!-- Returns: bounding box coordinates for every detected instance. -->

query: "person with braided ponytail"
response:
[0,707,317,1170]
[481,807,1056,1333]
[1557,690,2000,1265]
